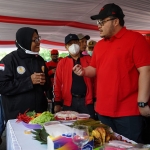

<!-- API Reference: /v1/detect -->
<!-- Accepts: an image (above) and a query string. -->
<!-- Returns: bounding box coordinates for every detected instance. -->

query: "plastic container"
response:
[77,114,90,120]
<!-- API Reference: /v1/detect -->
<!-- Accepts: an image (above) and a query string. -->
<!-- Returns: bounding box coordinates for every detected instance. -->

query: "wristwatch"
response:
[138,102,148,107]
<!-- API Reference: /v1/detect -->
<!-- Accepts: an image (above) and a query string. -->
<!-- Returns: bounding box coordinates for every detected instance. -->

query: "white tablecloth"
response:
[6,119,47,150]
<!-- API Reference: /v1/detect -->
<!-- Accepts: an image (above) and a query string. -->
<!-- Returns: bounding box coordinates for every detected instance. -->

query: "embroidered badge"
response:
[0,64,5,71]
[17,66,26,74]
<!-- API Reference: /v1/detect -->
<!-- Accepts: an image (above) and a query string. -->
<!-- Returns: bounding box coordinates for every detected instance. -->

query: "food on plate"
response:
[73,118,111,133]
[26,110,36,118]
[54,111,79,120]
[16,110,54,125]
[92,127,109,146]
[16,109,33,123]
[30,111,54,125]
[72,118,114,147]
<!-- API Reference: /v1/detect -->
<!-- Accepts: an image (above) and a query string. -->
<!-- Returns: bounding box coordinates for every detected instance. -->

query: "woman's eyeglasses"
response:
[32,36,41,43]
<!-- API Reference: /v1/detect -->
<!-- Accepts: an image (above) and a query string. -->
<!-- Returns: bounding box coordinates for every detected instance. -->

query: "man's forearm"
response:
[84,66,96,77]
[138,66,150,103]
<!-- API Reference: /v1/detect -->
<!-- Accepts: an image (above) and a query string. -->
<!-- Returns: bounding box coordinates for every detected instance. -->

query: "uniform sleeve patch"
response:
[0,64,5,71]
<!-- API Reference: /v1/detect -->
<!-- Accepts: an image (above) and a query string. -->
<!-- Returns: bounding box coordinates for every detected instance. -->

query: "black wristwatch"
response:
[138,102,148,107]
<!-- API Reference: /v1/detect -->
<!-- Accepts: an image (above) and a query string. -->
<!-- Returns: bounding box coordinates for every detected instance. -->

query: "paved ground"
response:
[0,131,6,150]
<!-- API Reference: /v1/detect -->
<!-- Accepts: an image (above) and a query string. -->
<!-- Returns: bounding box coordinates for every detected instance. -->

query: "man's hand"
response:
[31,72,46,85]
[52,68,56,74]
[139,105,150,117]
[72,64,85,76]
[54,105,62,113]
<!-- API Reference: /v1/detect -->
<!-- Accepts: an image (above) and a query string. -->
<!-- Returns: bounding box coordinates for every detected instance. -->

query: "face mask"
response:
[16,40,39,55]
[68,44,80,55]
[87,51,93,56]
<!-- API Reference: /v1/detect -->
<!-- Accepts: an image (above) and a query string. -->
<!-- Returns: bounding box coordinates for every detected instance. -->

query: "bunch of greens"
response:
[30,111,54,125]
[32,127,49,144]
[26,110,36,118]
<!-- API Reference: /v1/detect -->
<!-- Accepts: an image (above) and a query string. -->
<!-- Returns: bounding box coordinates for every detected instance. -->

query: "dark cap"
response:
[77,33,90,40]
[65,34,79,44]
[91,3,125,20]
[51,49,58,55]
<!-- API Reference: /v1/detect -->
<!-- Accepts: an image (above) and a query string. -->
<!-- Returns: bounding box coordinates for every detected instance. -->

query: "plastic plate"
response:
[22,121,42,129]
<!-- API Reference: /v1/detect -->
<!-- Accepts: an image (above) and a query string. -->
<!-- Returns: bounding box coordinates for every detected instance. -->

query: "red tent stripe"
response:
[0,40,64,46]
[0,15,150,34]
[0,15,98,31]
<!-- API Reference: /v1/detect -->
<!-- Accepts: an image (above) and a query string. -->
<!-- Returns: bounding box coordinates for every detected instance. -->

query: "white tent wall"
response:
[0,0,150,50]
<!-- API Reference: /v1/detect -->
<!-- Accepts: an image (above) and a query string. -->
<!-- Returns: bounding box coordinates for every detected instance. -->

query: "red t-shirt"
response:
[90,27,150,117]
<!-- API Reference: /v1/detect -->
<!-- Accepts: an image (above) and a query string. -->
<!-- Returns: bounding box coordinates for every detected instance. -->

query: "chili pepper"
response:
[16,109,32,123]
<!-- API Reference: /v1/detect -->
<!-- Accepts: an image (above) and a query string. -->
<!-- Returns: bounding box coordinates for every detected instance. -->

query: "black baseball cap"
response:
[91,3,125,20]
[65,34,79,44]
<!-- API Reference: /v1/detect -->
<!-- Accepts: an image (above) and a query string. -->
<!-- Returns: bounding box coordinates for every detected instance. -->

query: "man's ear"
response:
[114,18,119,26]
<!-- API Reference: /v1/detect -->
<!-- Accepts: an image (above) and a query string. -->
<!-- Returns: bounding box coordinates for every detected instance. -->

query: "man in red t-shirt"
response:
[46,49,60,113]
[73,3,150,143]
[53,34,95,119]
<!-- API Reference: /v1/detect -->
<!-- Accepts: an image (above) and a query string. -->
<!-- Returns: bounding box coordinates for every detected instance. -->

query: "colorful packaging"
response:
[47,135,94,150]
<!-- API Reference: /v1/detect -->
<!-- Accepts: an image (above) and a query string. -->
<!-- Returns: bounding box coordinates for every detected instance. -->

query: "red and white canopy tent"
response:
[0,0,150,51]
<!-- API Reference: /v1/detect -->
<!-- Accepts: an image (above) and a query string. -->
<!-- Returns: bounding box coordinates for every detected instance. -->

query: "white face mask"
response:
[16,40,39,55]
[68,44,80,55]
[87,51,93,56]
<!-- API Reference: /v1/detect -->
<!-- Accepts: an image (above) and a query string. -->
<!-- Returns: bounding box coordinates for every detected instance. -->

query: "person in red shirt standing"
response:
[46,49,60,113]
[73,3,150,143]
[53,34,95,118]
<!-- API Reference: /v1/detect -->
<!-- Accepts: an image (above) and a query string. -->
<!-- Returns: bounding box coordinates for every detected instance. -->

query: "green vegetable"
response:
[32,127,49,144]
[30,111,54,125]
[26,110,36,117]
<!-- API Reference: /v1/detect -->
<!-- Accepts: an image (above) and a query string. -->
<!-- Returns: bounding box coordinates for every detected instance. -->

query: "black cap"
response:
[91,3,125,20]
[65,34,79,44]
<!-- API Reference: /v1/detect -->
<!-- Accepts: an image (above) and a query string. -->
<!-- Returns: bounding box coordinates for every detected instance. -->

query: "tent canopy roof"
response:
[0,0,150,50]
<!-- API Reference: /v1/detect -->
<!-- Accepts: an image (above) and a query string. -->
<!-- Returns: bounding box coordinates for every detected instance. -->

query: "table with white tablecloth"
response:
[6,119,47,150]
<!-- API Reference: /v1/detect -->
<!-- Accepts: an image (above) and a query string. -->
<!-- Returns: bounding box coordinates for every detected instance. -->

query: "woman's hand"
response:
[31,72,46,85]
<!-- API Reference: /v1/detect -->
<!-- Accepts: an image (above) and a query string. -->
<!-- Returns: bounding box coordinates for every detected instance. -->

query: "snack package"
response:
[47,135,94,150]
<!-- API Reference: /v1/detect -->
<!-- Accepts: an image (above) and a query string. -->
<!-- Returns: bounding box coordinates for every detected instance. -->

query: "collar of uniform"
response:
[114,27,127,39]
[104,27,127,41]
